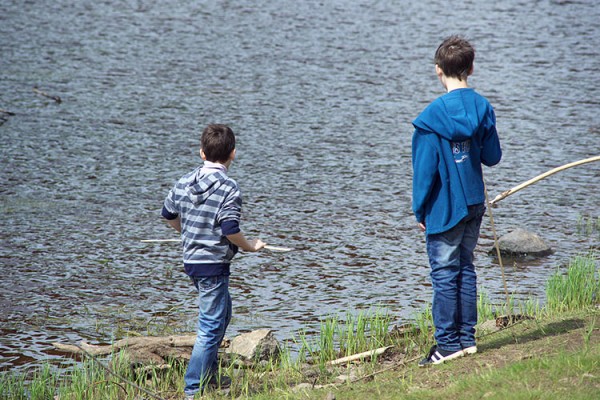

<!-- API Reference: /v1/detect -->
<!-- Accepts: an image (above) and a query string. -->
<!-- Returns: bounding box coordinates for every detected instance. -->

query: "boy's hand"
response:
[248,238,266,252]
[418,222,426,232]
[226,232,266,252]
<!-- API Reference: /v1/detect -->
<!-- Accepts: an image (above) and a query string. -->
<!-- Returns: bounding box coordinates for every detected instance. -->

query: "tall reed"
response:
[576,213,600,236]
[545,253,599,314]
[298,308,393,368]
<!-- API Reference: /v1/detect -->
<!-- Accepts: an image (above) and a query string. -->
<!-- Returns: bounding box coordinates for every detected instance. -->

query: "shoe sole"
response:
[462,346,478,355]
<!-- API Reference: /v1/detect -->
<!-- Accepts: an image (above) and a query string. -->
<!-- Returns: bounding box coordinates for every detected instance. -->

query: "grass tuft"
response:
[545,252,599,314]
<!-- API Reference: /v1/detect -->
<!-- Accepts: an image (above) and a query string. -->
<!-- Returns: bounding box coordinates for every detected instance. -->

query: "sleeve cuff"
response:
[221,219,241,236]
[161,205,179,220]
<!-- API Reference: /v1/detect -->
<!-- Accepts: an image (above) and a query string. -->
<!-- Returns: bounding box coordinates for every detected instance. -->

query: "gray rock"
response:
[291,383,313,392]
[476,319,500,334]
[225,328,280,361]
[494,228,552,257]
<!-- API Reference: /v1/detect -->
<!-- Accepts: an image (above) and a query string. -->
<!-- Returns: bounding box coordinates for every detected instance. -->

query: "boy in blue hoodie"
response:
[411,36,502,366]
[162,124,265,397]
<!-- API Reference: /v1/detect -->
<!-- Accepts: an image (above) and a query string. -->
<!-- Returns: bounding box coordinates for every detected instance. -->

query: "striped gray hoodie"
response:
[162,166,242,276]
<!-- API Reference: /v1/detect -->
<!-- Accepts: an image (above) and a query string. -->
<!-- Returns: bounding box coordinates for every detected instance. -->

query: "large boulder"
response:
[225,329,280,361]
[494,228,552,257]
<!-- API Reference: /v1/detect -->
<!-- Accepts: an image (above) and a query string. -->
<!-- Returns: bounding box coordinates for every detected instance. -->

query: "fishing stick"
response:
[140,239,294,252]
[483,155,599,321]
[489,155,600,205]
[484,182,511,317]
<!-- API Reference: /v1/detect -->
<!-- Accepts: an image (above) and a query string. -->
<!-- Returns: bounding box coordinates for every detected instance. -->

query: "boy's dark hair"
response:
[201,124,236,163]
[434,35,474,81]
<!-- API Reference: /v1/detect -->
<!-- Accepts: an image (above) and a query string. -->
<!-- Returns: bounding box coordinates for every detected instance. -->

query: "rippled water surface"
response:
[1,0,599,370]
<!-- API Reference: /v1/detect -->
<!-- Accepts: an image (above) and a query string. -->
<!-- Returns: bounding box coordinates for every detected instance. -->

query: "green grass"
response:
[577,213,600,236]
[299,308,393,367]
[546,252,599,314]
[434,347,599,399]
[268,312,600,400]
[1,252,598,400]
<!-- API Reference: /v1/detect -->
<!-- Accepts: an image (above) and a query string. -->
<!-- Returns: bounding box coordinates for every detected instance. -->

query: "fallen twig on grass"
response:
[350,354,420,383]
[327,346,394,365]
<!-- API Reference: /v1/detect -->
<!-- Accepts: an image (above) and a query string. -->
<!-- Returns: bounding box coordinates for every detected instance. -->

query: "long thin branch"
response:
[0,108,16,116]
[140,239,293,252]
[53,335,196,355]
[490,155,600,205]
[33,87,62,103]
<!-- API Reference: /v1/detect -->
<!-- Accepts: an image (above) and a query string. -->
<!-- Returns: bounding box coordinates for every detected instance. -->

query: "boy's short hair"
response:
[434,35,474,81]
[201,124,236,163]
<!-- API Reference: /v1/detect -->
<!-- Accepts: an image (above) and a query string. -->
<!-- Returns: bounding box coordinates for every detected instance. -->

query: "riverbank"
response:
[2,309,598,399]
[1,253,598,399]
[290,309,599,400]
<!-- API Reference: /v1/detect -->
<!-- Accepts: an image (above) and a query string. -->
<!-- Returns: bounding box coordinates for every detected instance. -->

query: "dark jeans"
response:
[426,203,485,352]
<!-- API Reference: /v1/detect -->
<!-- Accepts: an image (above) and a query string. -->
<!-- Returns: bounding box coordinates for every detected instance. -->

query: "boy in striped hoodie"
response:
[162,124,265,397]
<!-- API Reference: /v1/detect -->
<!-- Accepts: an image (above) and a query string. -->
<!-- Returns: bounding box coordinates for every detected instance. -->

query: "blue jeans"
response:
[184,275,232,396]
[426,203,485,352]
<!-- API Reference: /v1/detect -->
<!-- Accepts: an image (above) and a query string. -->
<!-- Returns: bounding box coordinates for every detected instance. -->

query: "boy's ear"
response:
[435,64,444,78]
[200,148,207,160]
[468,65,474,76]
[229,149,236,161]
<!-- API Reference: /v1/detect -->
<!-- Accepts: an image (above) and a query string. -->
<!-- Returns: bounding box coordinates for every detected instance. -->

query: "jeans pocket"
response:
[194,276,220,292]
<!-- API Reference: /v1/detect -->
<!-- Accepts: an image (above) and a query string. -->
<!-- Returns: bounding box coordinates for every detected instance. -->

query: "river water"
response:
[1,0,598,371]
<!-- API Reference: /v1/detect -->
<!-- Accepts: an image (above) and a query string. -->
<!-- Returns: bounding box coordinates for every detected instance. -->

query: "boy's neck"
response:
[203,160,229,171]
[443,76,469,92]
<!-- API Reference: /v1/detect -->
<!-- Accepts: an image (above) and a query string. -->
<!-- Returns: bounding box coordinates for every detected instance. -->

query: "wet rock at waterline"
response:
[225,328,280,361]
[492,228,552,258]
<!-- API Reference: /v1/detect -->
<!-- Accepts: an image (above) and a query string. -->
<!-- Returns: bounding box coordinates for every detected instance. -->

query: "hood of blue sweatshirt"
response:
[413,88,489,140]
[411,88,502,234]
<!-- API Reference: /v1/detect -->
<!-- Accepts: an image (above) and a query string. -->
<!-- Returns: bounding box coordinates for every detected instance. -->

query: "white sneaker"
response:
[462,345,478,355]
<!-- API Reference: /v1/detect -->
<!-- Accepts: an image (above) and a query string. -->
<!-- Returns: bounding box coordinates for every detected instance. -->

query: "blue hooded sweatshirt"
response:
[411,88,502,235]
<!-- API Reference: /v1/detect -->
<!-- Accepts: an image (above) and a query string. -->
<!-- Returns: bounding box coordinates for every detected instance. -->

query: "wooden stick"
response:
[263,245,294,252]
[350,354,420,383]
[484,181,511,318]
[490,155,600,205]
[33,87,62,103]
[0,108,16,116]
[52,335,197,355]
[327,346,393,365]
[140,239,293,252]
[140,239,180,243]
